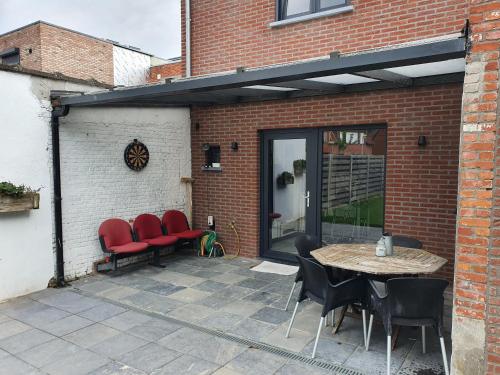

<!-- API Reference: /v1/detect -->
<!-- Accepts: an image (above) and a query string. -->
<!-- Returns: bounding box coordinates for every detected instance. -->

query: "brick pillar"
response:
[452,2,500,374]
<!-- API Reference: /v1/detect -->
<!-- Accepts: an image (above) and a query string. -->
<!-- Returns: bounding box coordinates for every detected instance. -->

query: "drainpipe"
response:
[51,104,69,287]
[185,0,191,77]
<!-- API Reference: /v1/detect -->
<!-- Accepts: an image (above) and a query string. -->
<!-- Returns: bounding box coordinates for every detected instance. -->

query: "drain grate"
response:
[73,287,364,375]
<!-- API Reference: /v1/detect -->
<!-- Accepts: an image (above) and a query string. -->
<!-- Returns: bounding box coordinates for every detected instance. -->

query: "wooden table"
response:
[310,243,447,347]
[311,243,447,275]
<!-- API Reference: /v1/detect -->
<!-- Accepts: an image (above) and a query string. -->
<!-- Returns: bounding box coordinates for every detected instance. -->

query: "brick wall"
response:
[59,107,191,278]
[148,61,183,83]
[452,1,500,374]
[39,23,114,85]
[0,23,42,71]
[191,84,462,282]
[182,0,468,76]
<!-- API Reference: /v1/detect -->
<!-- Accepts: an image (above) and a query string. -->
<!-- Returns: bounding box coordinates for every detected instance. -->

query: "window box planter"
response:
[0,192,40,213]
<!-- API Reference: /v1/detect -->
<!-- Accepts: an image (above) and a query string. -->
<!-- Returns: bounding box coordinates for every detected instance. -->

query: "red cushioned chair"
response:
[98,218,149,271]
[133,214,178,267]
[162,210,204,251]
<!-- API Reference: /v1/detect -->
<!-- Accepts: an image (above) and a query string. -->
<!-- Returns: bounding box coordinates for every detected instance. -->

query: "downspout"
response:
[185,0,191,77]
[50,103,69,287]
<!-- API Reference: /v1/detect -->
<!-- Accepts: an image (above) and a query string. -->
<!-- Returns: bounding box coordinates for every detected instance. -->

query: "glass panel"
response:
[285,0,311,16]
[321,128,386,245]
[270,138,307,254]
[320,0,346,9]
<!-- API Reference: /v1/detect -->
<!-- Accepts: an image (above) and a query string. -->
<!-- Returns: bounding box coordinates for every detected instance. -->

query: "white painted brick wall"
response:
[59,107,191,279]
[113,46,151,86]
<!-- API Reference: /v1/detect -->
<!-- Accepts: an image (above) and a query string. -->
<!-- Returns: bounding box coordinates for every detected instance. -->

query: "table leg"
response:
[333,305,348,334]
[391,325,401,351]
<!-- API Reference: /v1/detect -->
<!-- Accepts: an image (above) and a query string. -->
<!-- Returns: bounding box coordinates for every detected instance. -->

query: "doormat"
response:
[250,261,298,275]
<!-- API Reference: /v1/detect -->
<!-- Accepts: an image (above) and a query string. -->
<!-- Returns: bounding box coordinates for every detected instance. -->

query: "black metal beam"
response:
[60,38,466,107]
[270,79,345,91]
[354,69,413,86]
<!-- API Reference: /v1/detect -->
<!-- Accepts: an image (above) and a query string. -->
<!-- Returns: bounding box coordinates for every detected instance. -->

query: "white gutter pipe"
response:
[185,0,191,77]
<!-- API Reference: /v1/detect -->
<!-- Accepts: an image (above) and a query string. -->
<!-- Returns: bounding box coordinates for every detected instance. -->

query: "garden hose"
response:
[200,231,226,257]
[224,220,241,259]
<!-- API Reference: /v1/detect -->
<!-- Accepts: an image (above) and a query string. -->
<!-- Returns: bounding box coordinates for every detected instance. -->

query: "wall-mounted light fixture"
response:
[231,142,239,151]
[417,136,427,147]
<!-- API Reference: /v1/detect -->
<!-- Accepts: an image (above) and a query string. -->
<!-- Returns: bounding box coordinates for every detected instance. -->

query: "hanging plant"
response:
[293,159,306,176]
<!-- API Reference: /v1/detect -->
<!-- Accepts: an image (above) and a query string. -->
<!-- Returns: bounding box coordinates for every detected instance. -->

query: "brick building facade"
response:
[181,0,499,374]
[148,58,183,83]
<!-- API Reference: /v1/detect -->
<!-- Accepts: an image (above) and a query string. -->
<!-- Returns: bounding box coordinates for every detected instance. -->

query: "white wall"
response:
[113,46,151,86]
[59,107,191,279]
[0,70,100,301]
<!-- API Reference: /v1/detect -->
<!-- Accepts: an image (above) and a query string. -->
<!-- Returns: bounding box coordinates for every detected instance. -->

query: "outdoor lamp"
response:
[418,136,427,147]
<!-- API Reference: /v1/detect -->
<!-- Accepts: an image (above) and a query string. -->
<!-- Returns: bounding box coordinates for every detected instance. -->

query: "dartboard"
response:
[124,139,149,171]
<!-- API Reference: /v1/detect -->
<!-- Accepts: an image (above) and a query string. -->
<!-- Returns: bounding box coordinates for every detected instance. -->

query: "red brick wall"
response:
[182,0,468,76]
[191,84,462,281]
[453,1,500,374]
[147,62,183,83]
[0,23,42,71]
[39,23,113,85]
[0,22,114,85]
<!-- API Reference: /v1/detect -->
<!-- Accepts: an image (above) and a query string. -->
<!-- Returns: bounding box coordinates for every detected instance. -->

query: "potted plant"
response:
[334,133,348,154]
[277,171,294,188]
[0,181,41,213]
[293,159,306,176]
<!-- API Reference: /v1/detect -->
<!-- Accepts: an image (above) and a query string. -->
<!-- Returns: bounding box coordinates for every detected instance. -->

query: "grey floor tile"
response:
[17,337,81,368]
[197,311,244,331]
[224,348,286,375]
[119,292,183,314]
[302,337,357,364]
[262,325,312,352]
[101,310,152,331]
[0,314,10,324]
[229,318,277,341]
[88,361,147,375]
[167,288,212,304]
[116,342,181,373]
[235,278,269,290]
[250,306,291,325]
[192,281,228,293]
[209,273,249,285]
[242,291,282,305]
[153,354,219,375]
[0,320,30,340]
[145,282,186,296]
[274,361,331,375]
[42,349,110,375]
[78,302,127,322]
[219,301,265,318]
[209,264,241,273]
[158,327,213,353]
[0,354,46,375]
[0,328,54,354]
[74,280,118,295]
[344,346,404,375]
[109,276,163,291]
[127,317,182,342]
[190,270,221,279]
[217,286,254,300]
[198,295,232,310]
[40,314,94,336]
[187,336,247,366]
[97,285,140,301]
[63,323,120,348]
[89,332,149,359]
[39,291,101,314]
[167,303,217,322]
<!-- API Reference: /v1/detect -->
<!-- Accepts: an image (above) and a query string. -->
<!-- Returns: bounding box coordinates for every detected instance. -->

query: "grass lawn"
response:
[322,195,384,228]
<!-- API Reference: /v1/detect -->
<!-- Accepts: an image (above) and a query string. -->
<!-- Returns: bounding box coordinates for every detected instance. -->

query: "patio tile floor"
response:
[0,250,450,374]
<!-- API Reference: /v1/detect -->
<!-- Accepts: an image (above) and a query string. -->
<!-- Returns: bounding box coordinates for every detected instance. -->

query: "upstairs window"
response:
[278,0,348,20]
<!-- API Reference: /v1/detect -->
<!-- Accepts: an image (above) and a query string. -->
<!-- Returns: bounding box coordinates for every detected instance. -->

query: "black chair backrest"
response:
[392,235,422,249]
[387,278,448,319]
[294,234,320,258]
[296,255,330,302]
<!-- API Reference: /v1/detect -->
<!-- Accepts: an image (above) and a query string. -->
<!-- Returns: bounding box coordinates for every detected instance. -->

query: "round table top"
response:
[311,243,447,275]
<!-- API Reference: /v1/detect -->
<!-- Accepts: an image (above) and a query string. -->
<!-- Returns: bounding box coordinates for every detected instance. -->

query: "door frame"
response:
[259,128,320,263]
[259,123,388,263]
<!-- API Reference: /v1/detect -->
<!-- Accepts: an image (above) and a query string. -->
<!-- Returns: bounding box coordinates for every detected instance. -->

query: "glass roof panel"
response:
[307,74,378,85]
[385,58,465,78]
[245,85,298,91]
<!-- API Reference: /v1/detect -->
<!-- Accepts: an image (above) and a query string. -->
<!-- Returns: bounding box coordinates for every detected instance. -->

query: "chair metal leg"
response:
[421,326,426,354]
[366,314,374,351]
[312,316,325,359]
[324,315,328,327]
[331,308,336,327]
[362,309,367,348]
[284,282,297,311]
[285,302,299,338]
[387,335,391,375]
[440,336,450,375]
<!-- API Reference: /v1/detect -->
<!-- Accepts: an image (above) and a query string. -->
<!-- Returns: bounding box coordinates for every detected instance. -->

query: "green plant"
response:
[334,133,348,152]
[276,171,295,188]
[293,159,306,176]
[0,181,39,197]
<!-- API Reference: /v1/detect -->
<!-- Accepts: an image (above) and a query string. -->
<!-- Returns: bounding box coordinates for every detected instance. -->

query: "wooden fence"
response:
[322,154,385,211]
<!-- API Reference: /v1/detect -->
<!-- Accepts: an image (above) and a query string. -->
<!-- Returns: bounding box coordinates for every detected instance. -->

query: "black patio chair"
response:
[366,277,449,375]
[285,255,368,359]
[393,235,423,249]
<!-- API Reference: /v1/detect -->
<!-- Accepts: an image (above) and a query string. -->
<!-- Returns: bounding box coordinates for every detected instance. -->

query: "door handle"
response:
[304,191,310,208]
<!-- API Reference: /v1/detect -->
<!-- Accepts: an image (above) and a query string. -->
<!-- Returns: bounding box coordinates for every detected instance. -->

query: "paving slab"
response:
[0,320,31,340]
[197,311,244,331]
[223,348,287,375]
[166,303,217,322]
[41,349,110,375]
[262,325,312,353]
[0,354,46,375]
[119,292,182,315]
[77,301,127,322]
[38,291,102,314]
[152,354,219,375]
[192,280,228,293]
[187,336,247,366]
[275,361,331,375]
[40,314,94,336]
[88,361,147,375]
[250,306,292,325]
[0,328,54,354]
[97,285,140,301]
[145,282,186,296]
[219,300,265,318]
[89,332,149,359]
[167,288,212,304]
[127,317,182,342]
[101,310,152,331]
[235,278,269,290]
[158,327,213,353]
[63,323,120,348]
[229,318,277,341]
[302,336,357,364]
[116,342,181,373]
[209,273,249,285]
[16,337,81,368]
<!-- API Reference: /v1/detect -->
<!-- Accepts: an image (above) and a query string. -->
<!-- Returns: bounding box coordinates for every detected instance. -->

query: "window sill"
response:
[269,5,354,28]
[201,166,223,172]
